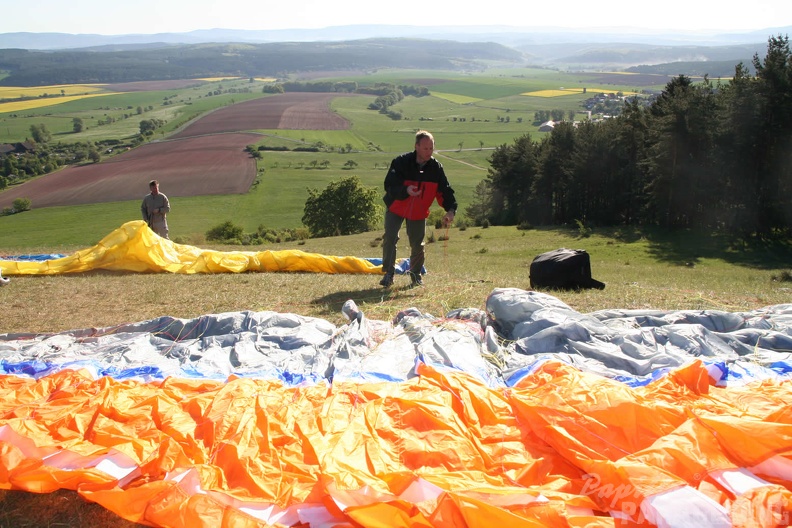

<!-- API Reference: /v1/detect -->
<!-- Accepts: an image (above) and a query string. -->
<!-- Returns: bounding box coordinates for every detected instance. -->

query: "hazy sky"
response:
[5,0,791,35]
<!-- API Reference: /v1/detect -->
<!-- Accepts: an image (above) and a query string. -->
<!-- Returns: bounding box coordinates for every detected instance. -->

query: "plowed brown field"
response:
[172,93,353,138]
[0,92,355,209]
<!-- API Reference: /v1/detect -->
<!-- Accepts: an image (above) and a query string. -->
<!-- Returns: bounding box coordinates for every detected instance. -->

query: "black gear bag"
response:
[529,248,605,290]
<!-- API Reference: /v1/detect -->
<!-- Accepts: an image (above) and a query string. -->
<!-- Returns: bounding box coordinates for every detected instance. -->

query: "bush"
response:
[12,197,31,213]
[771,270,792,282]
[429,209,445,229]
[575,218,592,238]
[206,220,244,242]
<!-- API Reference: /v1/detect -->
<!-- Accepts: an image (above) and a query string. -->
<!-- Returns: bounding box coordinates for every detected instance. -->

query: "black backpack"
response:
[529,248,605,290]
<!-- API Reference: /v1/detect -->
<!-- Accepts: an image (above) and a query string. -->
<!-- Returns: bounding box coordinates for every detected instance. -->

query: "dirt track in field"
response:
[0,92,355,209]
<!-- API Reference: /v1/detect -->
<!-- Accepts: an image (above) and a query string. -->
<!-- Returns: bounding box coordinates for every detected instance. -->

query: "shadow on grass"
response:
[641,229,792,269]
[310,283,426,319]
[539,225,792,270]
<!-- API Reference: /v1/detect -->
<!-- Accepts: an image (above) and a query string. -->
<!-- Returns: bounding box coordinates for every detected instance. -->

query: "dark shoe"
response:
[409,271,423,287]
[379,273,394,287]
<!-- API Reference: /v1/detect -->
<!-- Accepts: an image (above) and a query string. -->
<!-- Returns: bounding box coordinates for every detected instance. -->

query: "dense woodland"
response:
[469,36,792,238]
[0,39,522,86]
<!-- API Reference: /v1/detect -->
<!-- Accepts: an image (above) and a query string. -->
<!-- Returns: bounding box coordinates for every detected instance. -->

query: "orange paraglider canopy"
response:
[1,285,791,527]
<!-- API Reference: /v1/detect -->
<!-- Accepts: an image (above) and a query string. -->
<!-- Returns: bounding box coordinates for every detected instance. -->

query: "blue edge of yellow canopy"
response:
[1,221,791,527]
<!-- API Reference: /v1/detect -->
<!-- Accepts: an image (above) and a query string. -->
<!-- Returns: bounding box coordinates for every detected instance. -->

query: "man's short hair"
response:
[149,179,159,187]
[415,130,434,144]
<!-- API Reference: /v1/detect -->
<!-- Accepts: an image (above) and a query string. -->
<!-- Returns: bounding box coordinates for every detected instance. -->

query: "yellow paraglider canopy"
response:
[0,220,382,276]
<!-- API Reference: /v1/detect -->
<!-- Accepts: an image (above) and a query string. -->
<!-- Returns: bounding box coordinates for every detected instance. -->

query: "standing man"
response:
[141,179,171,239]
[380,130,457,288]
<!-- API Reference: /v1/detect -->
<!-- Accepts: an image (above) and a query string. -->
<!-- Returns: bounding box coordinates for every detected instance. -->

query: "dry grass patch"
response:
[2,226,790,334]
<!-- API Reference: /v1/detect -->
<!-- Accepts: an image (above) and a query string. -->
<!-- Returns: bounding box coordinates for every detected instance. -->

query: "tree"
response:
[139,118,164,136]
[749,35,792,234]
[72,118,84,133]
[536,122,577,224]
[711,63,759,232]
[464,180,494,226]
[29,124,51,143]
[479,134,540,225]
[643,75,718,228]
[302,176,380,237]
[88,146,101,163]
[612,98,650,225]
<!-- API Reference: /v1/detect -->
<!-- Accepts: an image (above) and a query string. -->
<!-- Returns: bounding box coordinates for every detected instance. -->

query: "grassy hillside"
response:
[1,68,669,250]
[2,224,790,336]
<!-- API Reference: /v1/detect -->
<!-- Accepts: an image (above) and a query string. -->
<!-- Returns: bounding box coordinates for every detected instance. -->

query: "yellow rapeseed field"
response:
[196,77,243,82]
[0,93,119,112]
[522,88,640,97]
[0,84,107,98]
[197,77,278,82]
[430,92,482,104]
[521,88,586,97]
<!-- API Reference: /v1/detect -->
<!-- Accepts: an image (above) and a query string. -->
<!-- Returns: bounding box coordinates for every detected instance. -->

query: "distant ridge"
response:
[1,24,790,50]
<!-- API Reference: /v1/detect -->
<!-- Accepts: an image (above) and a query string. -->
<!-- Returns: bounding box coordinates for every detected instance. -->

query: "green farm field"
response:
[0,68,669,251]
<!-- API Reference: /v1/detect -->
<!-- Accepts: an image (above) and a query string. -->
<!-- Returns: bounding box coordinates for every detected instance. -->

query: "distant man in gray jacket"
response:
[141,179,171,239]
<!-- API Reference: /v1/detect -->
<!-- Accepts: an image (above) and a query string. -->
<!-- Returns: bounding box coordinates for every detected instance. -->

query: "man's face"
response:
[150,184,159,195]
[415,137,434,164]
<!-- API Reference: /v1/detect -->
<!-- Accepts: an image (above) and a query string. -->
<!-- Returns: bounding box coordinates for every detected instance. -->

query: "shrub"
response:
[293,227,310,240]
[771,270,792,282]
[12,197,32,213]
[428,209,449,229]
[206,220,244,242]
[575,218,592,238]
